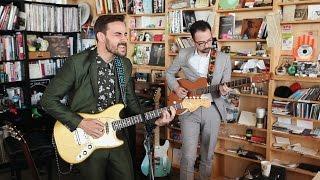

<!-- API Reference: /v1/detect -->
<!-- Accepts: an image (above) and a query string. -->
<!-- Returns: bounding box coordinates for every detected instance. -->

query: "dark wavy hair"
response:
[94,15,125,38]
[189,20,211,39]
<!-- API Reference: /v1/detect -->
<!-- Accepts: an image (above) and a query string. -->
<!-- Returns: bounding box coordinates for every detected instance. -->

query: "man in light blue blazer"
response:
[166,20,231,180]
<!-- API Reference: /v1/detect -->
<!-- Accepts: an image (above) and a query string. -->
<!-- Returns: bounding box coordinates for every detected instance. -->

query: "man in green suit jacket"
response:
[41,15,175,180]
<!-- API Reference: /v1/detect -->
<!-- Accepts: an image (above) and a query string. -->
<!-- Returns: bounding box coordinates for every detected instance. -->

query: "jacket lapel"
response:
[88,48,99,99]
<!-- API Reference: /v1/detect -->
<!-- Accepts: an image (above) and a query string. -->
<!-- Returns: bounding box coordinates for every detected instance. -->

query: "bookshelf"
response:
[0,0,79,122]
[267,1,320,179]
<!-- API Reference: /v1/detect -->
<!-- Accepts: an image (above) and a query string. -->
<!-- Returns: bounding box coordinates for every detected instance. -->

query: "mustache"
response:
[117,43,127,47]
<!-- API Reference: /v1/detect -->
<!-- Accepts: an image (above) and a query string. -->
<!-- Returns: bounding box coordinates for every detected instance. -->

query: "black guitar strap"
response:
[114,56,127,106]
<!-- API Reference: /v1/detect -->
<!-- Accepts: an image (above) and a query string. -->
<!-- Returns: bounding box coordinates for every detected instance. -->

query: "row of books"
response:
[219,14,267,40]
[168,10,214,33]
[0,3,20,30]
[25,3,79,32]
[128,0,165,14]
[283,4,320,21]
[288,88,320,102]
[0,61,23,83]
[95,0,126,14]
[129,16,165,29]
[175,37,194,49]
[0,33,25,61]
[169,0,213,9]
[25,0,67,4]
[28,58,66,79]
[272,100,320,120]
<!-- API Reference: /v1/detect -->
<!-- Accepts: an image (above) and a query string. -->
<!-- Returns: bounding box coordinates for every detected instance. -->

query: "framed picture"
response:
[148,44,165,66]
[151,70,165,83]
[294,8,307,20]
[138,32,145,41]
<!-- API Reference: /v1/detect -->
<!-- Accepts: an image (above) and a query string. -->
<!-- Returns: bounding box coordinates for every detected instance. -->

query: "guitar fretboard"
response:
[112,103,182,131]
[194,77,251,95]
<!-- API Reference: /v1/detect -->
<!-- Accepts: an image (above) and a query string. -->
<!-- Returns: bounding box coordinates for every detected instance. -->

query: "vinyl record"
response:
[219,0,239,9]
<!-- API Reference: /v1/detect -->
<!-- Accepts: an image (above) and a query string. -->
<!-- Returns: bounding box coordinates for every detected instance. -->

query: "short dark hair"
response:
[94,15,125,37]
[189,20,211,39]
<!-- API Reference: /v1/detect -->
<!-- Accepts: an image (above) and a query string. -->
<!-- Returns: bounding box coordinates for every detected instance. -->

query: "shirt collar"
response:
[194,49,211,58]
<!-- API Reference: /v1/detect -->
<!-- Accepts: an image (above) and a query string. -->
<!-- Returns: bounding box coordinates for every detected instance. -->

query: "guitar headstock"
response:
[251,73,270,83]
[6,123,25,143]
[181,97,211,112]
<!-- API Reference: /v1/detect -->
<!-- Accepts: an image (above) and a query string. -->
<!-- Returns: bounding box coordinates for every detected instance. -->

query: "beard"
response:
[199,47,211,54]
[105,38,127,57]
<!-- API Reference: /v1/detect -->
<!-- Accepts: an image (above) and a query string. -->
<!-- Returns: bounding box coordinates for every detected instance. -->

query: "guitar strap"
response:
[207,50,216,85]
[114,56,127,107]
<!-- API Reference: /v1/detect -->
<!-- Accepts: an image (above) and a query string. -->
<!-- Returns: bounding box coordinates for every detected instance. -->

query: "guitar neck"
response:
[112,103,182,131]
[154,102,160,147]
[194,77,251,95]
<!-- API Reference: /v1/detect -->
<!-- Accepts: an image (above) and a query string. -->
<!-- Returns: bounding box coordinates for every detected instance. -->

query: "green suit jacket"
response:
[41,47,143,131]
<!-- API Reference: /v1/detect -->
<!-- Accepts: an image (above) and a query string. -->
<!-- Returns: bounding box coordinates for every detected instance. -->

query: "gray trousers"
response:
[179,105,221,180]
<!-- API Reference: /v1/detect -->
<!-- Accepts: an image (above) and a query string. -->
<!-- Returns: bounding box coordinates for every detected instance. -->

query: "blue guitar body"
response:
[141,140,171,177]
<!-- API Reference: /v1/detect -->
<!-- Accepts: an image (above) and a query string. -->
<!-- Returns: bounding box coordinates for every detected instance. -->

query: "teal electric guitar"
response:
[141,88,171,177]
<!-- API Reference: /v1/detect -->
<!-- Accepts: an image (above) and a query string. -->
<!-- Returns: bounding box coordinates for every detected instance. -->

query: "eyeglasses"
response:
[194,38,213,48]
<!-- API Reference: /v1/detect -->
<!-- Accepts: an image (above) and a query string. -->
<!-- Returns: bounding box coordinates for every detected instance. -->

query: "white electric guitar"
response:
[53,98,211,164]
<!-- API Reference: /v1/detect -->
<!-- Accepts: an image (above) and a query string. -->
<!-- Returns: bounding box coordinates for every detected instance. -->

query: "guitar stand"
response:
[144,123,155,180]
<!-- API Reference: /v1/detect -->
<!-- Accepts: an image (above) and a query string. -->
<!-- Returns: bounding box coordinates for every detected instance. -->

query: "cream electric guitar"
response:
[53,98,211,164]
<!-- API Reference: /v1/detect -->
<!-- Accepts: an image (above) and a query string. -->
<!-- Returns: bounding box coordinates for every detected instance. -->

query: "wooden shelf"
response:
[230,55,270,60]
[130,41,165,44]
[271,130,320,142]
[278,1,320,6]
[273,75,320,83]
[0,59,25,62]
[272,114,320,124]
[132,64,166,70]
[29,75,55,81]
[0,81,25,86]
[98,12,126,15]
[168,33,190,36]
[214,148,261,163]
[220,123,267,132]
[130,27,165,30]
[273,97,320,105]
[271,147,320,161]
[0,30,24,34]
[218,39,267,42]
[128,13,166,17]
[168,6,213,11]
[26,31,79,35]
[217,6,273,13]
[218,136,266,149]
[238,93,269,99]
[286,167,317,177]
[28,57,68,61]
[281,20,320,24]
